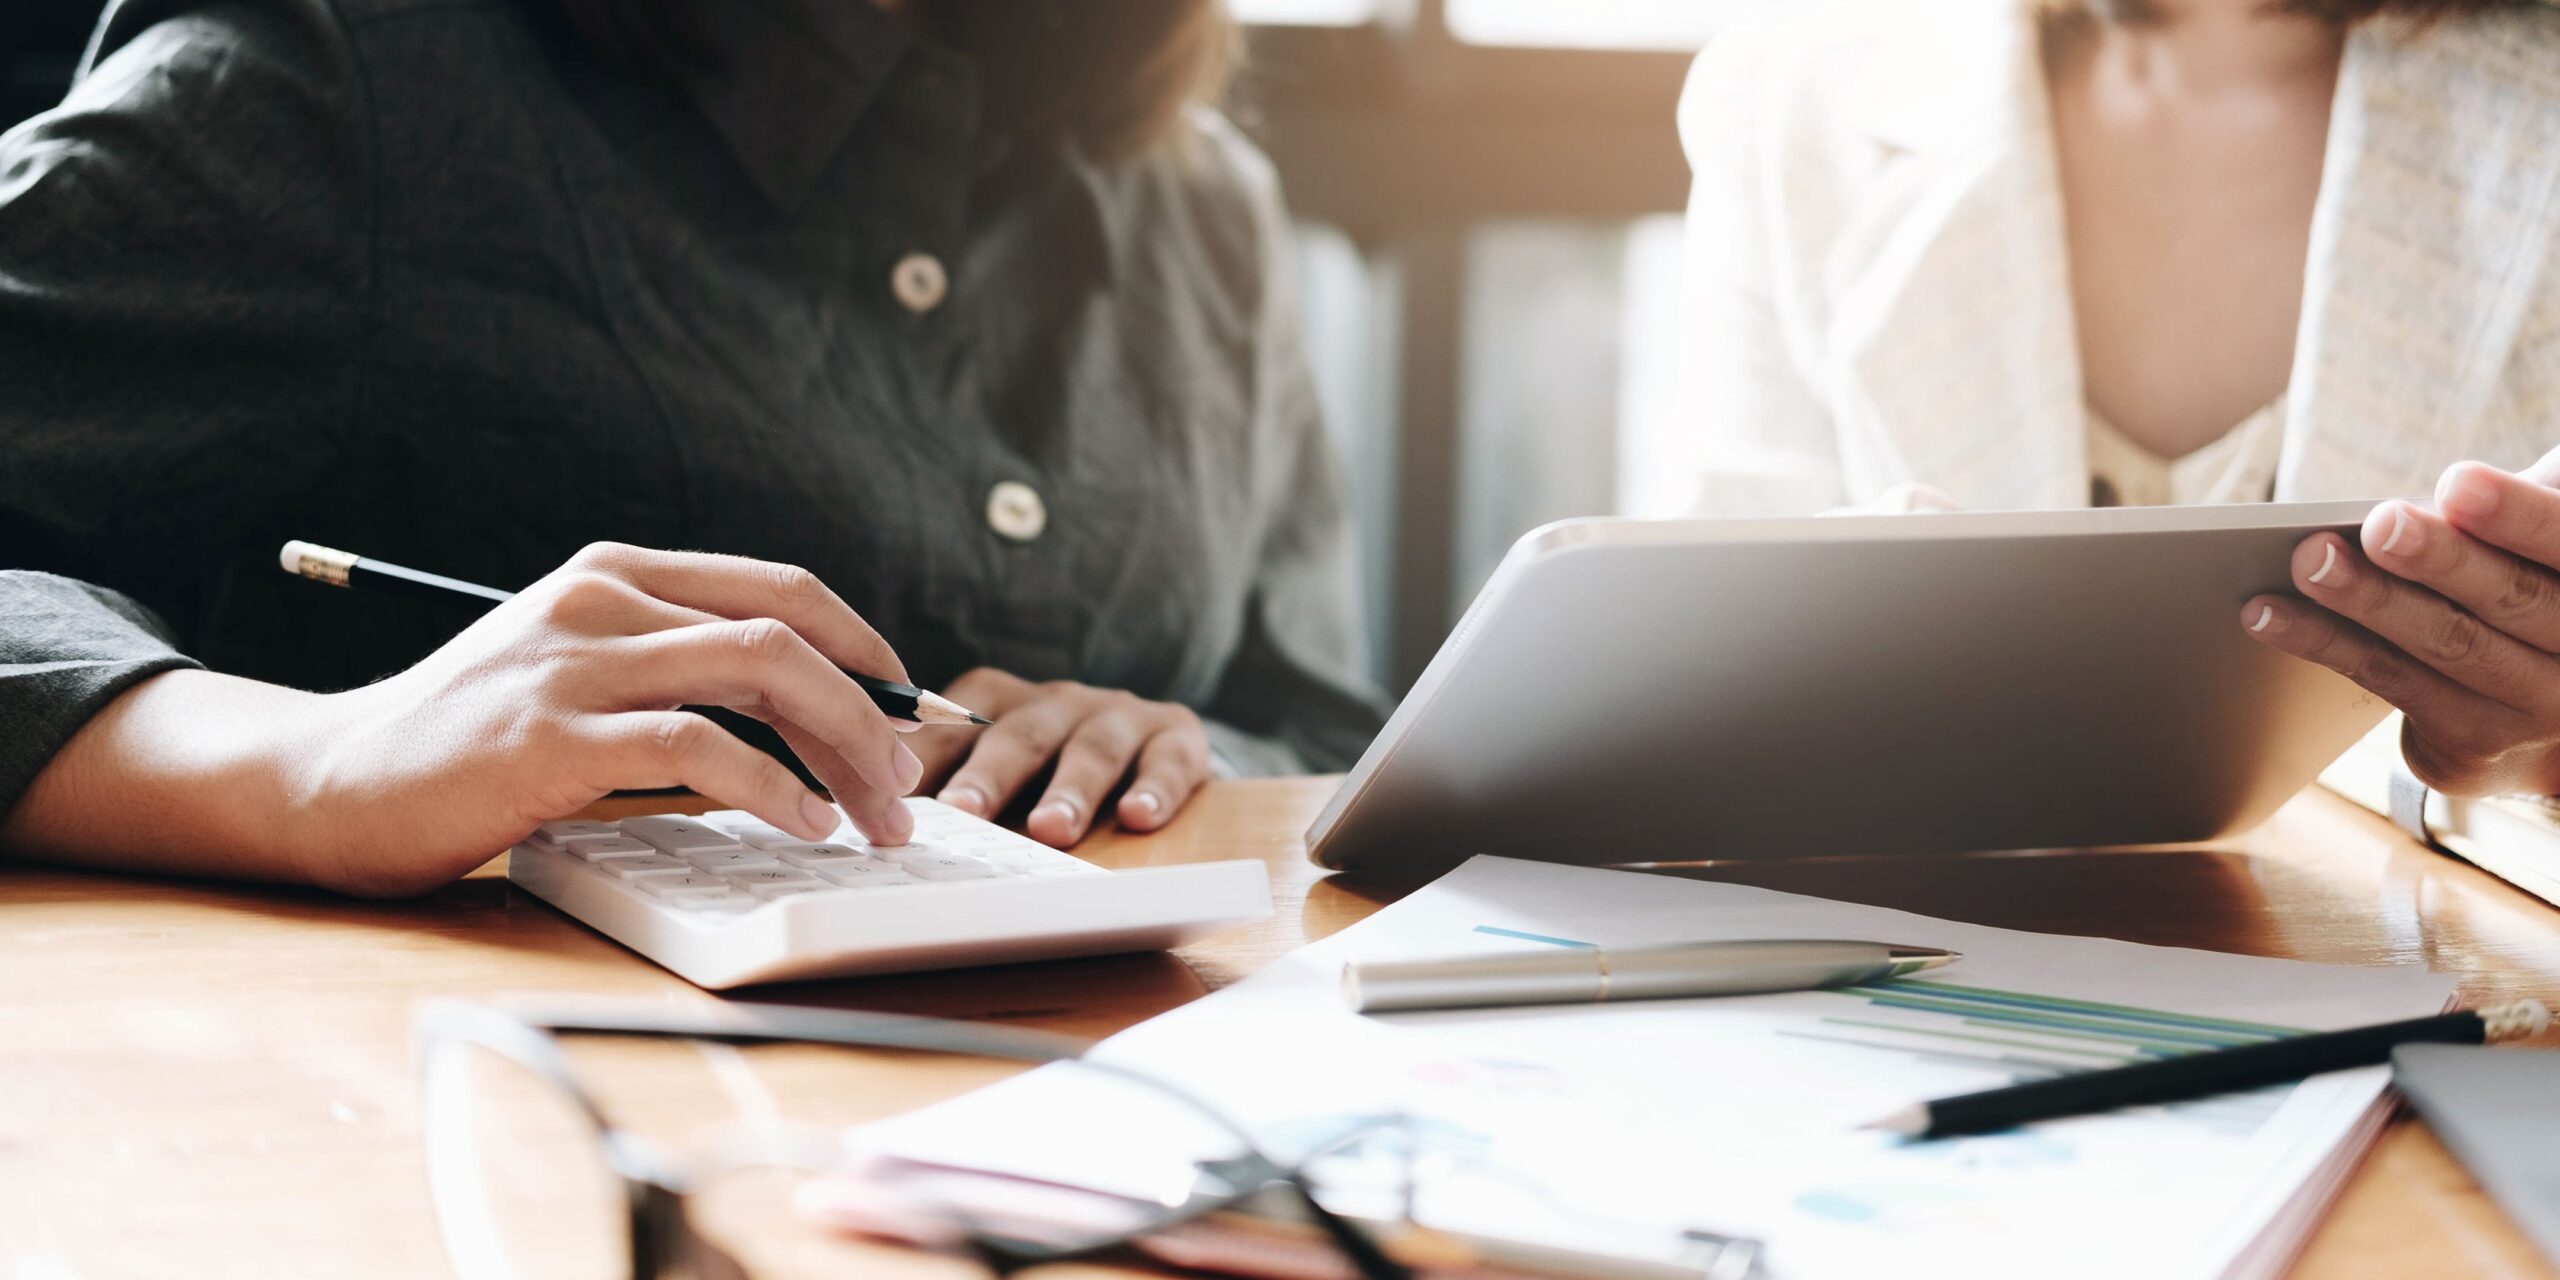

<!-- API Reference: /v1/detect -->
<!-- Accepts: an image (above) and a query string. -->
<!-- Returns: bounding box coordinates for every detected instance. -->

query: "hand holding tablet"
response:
[2247,446,2560,799]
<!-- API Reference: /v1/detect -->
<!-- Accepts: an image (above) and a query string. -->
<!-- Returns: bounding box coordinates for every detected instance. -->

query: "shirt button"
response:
[890,252,948,314]
[985,480,1047,543]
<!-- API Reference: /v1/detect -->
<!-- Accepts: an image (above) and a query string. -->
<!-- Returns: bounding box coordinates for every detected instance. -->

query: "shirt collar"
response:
[1062,137,1138,284]
[671,0,920,214]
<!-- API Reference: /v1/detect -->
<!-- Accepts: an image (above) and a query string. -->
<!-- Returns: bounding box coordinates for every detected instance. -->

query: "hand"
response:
[5,543,924,896]
[1822,482,1963,516]
[2243,449,2560,797]
[907,668,1212,847]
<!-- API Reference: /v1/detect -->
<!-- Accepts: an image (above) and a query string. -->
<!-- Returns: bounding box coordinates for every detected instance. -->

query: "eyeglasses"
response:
[413,999,1411,1280]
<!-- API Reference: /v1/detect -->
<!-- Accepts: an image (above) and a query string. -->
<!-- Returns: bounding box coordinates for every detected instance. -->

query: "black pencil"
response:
[1862,998,2550,1140]
[278,540,991,727]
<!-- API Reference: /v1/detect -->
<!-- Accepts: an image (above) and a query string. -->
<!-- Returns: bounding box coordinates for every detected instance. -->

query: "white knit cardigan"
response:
[1676,0,2560,516]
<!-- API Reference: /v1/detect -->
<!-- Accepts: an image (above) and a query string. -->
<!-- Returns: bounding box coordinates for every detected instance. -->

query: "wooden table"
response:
[3,779,2555,1278]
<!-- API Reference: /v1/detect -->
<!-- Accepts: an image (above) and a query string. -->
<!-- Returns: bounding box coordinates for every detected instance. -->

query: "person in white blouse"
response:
[1679,0,2560,799]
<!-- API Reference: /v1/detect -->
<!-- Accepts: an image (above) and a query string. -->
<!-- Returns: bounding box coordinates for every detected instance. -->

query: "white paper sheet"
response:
[861,856,2454,1279]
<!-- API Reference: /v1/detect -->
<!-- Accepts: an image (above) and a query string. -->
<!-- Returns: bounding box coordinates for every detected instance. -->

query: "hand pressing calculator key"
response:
[506,798,1273,988]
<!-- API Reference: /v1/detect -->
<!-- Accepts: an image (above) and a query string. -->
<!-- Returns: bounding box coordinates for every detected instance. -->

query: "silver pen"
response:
[1344,939,1959,1013]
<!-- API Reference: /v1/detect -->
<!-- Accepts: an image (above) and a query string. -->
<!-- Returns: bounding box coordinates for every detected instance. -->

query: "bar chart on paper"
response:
[1786,980,2303,1137]
[1466,923,2306,1138]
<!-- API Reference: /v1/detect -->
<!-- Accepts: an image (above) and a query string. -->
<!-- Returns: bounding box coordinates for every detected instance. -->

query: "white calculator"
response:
[506,798,1273,989]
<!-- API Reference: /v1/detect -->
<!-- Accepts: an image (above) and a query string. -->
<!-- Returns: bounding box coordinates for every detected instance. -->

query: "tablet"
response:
[1309,501,2390,877]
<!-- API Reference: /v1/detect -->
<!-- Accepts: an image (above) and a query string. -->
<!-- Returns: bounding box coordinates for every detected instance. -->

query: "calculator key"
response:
[530,819,623,850]
[773,843,872,868]
[597,855,696,879]
[638,874,733,897]
[620,817,741,854]
[725,867,819,888]
[885,850,1000,881]
[696,810,797,846]
[739,880,831,900]
[684,848,780,872]
[566,836,658,862]
[671,889,758,910]
[813,861,924,889]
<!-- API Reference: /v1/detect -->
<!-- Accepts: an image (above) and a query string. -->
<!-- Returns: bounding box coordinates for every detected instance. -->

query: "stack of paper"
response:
[863,857,2454,1279]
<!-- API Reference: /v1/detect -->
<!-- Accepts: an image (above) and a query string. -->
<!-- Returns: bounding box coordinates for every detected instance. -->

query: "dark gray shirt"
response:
[0,0,1387,815]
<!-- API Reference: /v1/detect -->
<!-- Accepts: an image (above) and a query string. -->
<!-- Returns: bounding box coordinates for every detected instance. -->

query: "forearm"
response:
[1,669,338,886]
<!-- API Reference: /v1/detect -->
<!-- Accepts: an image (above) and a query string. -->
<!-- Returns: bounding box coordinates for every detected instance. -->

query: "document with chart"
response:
[861,857,2455,1279]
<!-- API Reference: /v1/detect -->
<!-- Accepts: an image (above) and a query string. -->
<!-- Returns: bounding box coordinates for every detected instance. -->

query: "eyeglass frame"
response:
[412,998,1411,1280]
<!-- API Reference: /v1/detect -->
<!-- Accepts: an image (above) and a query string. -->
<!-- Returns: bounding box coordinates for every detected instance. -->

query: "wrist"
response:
[5,669,353,887]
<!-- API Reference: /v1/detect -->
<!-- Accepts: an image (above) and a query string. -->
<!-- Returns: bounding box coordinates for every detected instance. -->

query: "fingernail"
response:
[1124,791,1160,823]
[892,742,922,793]
[2307,540,2341,586]
[2440,466,2500,519]
[939,784,985,815]
[2249,603,2279,634]
[800,793,839,836]
[891,718,923,735]
[1034,799,1078,833]
[2371,504,2414,556]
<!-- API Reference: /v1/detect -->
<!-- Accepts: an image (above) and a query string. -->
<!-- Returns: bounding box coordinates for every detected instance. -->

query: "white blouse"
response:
[2085,400,2287,508]
[1676,0,2560,517]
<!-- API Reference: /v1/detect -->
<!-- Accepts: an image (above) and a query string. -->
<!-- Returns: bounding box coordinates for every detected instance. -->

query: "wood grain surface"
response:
[1,778,2553,1278]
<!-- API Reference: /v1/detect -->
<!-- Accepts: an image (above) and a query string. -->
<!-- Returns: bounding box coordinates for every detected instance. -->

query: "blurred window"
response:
[1248,6,1706,685]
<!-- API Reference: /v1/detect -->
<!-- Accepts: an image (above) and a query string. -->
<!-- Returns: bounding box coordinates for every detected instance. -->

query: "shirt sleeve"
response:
[0,0,370,638]
[0,572,203,821]
[1193,120,1392,777]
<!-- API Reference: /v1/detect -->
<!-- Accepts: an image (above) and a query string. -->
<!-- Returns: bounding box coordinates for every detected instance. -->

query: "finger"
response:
[2360,500,2560,652]
[937,689,1091,820]
[906,725,981,796]
[2240,596,2523,774]
[2435,463,2560,574]
[1819,482,1960,518]
[566,542,911,684]
[770,719,914,846]
[943,667,1035,718]
[2399,715,2531,798]
[593,711,839,841]
[2288,532,2560,713]
[910,671,1031,797]
[2522,443,2560,487]
[618,619,921,797]
[1028,701,1153,846]
[1115,720,1212,834]
[522,567,709,637]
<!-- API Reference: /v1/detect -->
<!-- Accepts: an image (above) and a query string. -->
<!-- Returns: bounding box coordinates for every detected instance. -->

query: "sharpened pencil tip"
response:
[1857,1103,1929,1137]
[908,689,993,727]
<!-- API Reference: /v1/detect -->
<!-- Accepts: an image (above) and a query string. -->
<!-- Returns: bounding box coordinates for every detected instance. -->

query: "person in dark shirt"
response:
[0,0,1386,893]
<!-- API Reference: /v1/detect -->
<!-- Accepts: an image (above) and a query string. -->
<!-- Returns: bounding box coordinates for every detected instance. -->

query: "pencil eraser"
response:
[279,540,311,575]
